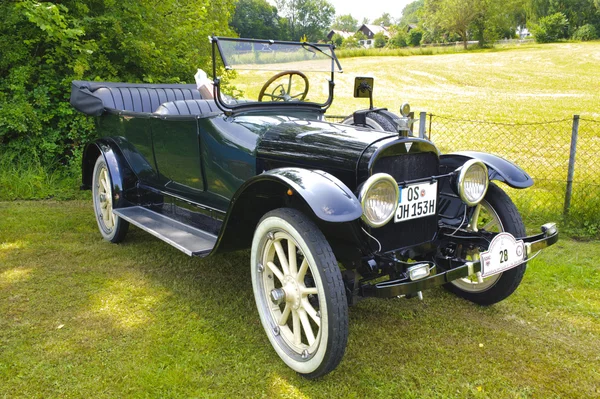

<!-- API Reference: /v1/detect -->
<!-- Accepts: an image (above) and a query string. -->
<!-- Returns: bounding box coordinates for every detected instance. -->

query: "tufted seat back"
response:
[154,99,220,116]
[93,86,202,113]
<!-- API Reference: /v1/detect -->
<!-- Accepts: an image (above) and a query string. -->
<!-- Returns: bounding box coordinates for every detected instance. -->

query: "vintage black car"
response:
[71,37,558,378]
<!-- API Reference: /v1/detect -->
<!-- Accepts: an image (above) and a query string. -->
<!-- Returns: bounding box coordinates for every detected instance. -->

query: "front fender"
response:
[440,151,533,189]
[241,168,362,223]
[212,168,363,253]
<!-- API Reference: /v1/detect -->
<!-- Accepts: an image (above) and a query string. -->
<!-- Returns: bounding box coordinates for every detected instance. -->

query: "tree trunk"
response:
[460,31,468,49]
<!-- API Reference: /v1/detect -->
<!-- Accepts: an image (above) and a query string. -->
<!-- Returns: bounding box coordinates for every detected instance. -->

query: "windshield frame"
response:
[210,36,342,115]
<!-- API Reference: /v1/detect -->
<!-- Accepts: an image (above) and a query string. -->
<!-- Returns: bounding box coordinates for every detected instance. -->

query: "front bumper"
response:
[361,223,559,298]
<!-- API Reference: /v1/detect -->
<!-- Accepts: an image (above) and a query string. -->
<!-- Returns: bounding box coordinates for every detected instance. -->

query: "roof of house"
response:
[359,24,391,38]
[327,30,354,40]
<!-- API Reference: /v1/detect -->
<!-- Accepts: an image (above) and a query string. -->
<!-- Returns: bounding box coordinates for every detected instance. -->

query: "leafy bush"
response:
[0,0,235,199]
[331,33,344,47]
[409,29,423,46]
[341,36,360,48]
[373,32,387,48]
[532,12,569,43]
[387,32,408,48]
[572,24,598,41]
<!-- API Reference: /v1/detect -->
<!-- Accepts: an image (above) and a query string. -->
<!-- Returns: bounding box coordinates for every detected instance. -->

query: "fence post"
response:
[418,112,427,139]
[563,115,580,217]
[428,113,433,140]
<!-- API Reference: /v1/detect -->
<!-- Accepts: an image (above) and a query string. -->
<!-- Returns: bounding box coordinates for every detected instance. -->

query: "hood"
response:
[257,120,398,173]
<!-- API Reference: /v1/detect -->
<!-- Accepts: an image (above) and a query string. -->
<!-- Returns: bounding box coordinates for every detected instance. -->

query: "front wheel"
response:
[445,183,527,305]
[251,208,348,379]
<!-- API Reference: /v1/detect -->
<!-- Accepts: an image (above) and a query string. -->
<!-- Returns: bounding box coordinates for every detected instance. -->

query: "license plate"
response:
[395,181,438,223]
[480,232,525,277]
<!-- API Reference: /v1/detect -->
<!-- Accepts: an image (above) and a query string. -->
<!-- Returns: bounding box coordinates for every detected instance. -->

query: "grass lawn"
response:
[1,200,599,398]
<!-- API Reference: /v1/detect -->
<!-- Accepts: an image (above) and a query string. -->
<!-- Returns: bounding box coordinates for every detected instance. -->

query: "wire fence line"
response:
[425,114,600,229]
[324,113,600,231]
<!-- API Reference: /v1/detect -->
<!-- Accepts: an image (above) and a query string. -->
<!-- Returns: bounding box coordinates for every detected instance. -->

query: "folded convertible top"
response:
[70,80,202,116]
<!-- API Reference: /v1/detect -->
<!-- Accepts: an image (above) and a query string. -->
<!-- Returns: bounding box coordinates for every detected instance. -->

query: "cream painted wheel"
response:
[445,183,527,305]
[251,208,348,379]
[92,155,129,243]
[450,199,503,293]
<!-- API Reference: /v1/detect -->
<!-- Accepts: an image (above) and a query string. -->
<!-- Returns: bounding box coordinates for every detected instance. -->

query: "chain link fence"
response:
[425,114,600,231]
[325,113,600,233]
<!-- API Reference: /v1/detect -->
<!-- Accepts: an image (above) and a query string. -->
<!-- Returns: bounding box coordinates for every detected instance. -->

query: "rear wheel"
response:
[445,183,527,305]
[251,208,348,379]
[92,155,129,243]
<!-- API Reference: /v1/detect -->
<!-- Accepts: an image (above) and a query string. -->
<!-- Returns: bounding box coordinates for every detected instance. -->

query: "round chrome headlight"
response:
[359,173,399,228]
[456,159,489,206]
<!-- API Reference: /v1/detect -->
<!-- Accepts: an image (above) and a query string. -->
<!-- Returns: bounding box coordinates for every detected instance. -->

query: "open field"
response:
[1,201,599,398]
[327,42,600,121]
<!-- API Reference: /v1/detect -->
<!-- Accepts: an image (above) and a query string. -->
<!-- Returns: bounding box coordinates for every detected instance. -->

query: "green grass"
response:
[0,154,86,201]
[1,201,599,398]
[327,42,600,121]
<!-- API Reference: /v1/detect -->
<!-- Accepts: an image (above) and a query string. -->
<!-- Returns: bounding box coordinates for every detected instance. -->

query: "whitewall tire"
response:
[92,155,129,243]
[251,208,348,379]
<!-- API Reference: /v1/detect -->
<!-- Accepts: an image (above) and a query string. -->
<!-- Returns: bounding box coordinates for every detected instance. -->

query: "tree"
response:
[332,14,358,32]
[0,0,235,169]
[231,0,281,39]
[373,31,387,47]
[409,28,424,45]
[423,0,484,49]
[400,0,425,26]
[331,32,344,46]
[276,0,335,41]
[388,31,409,48]
[532,12,569,42]
[470,0,527,45]
[373,12,394,26]
[341,36,360,48]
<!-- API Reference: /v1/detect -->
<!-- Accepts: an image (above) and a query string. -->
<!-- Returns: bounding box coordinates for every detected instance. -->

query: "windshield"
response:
[215,37,342,73]
[211,37,342,114]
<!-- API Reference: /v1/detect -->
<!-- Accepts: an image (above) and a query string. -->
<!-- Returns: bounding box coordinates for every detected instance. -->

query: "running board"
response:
[113,206,216,257]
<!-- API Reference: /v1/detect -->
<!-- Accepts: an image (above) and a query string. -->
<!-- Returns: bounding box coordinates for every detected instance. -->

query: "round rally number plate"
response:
[480,232,525,277]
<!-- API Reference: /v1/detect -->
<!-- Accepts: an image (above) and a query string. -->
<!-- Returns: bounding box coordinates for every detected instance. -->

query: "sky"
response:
[267,0,415,25]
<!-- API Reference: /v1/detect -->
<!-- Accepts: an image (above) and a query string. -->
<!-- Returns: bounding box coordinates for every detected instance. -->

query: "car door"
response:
[150,117,204,200]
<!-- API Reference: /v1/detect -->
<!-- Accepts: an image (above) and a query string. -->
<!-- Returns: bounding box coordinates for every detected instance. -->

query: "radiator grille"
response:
[372,152,439,181]
[371,152,439,252]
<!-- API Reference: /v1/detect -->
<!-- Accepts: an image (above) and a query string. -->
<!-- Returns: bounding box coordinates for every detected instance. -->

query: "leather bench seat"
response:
[93,85,202,113]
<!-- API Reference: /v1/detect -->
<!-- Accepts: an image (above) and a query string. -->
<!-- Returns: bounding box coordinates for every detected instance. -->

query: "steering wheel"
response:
[258,71,309,102]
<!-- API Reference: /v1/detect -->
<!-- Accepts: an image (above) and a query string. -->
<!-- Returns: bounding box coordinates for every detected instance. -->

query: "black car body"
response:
[71,37,558,378]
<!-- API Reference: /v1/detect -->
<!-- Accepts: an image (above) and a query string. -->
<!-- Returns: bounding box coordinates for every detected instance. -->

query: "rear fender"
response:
[440,151,533,189]
[81,139,138,209]
[213,168,363,253]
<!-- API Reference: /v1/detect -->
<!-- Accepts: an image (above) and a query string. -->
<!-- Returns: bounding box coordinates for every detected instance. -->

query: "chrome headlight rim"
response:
[359,173,400,228]
[457,159,489,206]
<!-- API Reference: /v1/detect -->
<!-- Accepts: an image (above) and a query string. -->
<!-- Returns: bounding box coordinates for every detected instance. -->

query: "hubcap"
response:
[260,230,322,356]
[270,288,286,305]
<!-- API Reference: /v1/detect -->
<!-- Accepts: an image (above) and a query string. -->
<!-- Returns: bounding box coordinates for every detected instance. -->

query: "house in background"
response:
[357,24,390,48]
[326,30,353,41]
